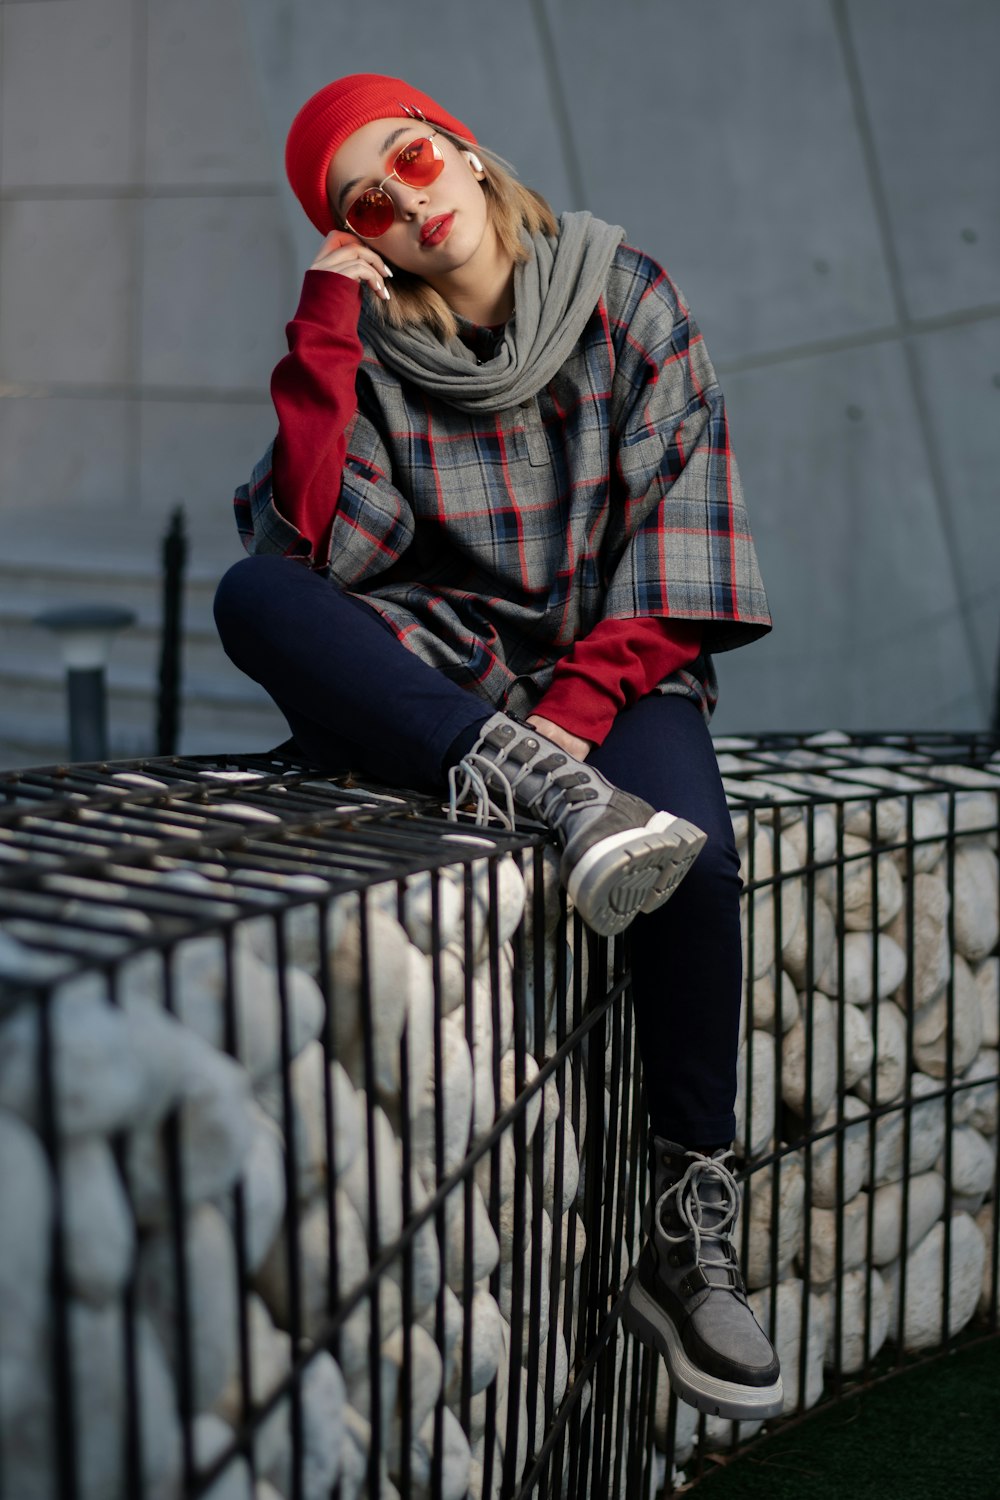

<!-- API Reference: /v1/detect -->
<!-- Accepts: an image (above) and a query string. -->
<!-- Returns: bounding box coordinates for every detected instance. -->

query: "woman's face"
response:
[326,117,492,278]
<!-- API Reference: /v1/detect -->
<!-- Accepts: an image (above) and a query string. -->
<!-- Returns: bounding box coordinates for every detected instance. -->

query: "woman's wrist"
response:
[525,714,594,761]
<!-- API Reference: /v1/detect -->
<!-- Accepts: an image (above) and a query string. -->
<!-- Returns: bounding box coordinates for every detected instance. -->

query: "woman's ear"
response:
[464,151,485,175]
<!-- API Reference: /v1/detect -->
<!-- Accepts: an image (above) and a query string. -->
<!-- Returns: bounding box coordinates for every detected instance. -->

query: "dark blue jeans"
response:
[215,555,742,1146]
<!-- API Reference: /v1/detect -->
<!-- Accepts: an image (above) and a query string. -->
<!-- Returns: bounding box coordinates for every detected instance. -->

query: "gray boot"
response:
[624,1139,783,1420]
[448,713,706,937]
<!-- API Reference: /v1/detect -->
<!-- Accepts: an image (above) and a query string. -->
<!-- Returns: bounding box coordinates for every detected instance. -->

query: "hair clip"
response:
[399,101,428,122]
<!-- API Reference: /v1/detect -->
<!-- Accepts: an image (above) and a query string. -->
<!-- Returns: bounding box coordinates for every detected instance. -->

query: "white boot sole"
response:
[565,812,707,937]
[623,1277,784,1421]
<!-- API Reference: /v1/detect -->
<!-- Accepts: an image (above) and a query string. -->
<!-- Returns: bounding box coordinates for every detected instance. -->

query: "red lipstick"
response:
[420,213,454,247]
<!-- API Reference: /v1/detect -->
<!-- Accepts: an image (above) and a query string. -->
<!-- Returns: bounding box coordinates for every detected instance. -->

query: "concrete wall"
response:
[1,0,997,741]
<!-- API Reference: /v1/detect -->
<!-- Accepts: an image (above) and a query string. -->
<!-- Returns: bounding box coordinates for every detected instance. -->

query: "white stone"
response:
[408,1404,471,1500]
[62,1135,134,1304]
[327,906,415,1094]
[782,896,836,992]
[783,808,839,870]
[442,1287,503,1403]
[888,873,950,1008]
[973,957,999,1047]
[953,844,1000,963]
[740,827,805,953]
[744,967,799,1036]
[475,1130,517,1213]
[391,1169,442,1317]
[841,1002,876,1092]
[818,836,904,931]
[256,1188,369,1339]
[444,1177,501,1294]
[137,1202,239,1412]
[335,1403,371,1500]
[938,1125,995,1207]
[498,1050,543,1145]
[910,796,948,872]
[494,856,527,944]
[522,845,564,939]
[401,869,464,953]
[0,1109,51,1383]
[416,1280,462,1391]
[912,954,983,1078]
[215,1294,291,1430]
[873,1074,947,1185]
[521,936,562,1050]
[171,933,324,1082]
[194,1414,253,1500]
[853,1001,906,1105]
[957,1050,998,1136]
[341,1097,403,1251]
[498,1201,552,1327]
[809,1094,870,1208]
[843,796,906,844]
[883,1213,985,1351]
[557,1215,587,1283]
[410,1015,473,1180]
[808,1192,870,1285]
[256,1351,347,1500]
[382,1321,440,1472]
[840,932,908,1007]
[125,1028,254,1227]
[228,1106,285,1273]
[339,1283,403,1417]
[820,1268,888,1374]
[740,888,775,980]
[734,1029,777,1159]
[782,994,837,1120]
[954,790,1000,841]
[257,1048,362,1205]
[748,1278,826,1413]
[741,1154,805,1289]
[0,982,170,1138]
[5,1304,181,1500]
[871,1172,946,1267]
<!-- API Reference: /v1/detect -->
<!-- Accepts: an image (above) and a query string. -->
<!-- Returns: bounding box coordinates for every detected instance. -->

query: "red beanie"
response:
[285,73,478,236]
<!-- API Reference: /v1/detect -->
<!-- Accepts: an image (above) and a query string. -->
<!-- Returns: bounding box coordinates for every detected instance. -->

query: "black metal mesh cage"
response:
[0,730,997,1499]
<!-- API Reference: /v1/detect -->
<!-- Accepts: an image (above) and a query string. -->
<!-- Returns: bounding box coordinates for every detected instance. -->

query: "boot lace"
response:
[447,742,587,838]
[446,753,516,829]
[656,1152,742,1291]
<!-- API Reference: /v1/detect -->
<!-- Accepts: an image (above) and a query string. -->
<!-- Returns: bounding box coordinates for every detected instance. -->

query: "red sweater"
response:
[270,271,702,745]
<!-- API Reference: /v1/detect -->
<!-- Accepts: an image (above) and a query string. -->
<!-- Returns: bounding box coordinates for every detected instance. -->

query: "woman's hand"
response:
[310,230,393,301]
[526,714,594,761]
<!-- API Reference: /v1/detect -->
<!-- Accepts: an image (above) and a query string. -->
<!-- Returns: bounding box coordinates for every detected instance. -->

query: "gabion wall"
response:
[0,756,655,1500]
[0,731,998,1500]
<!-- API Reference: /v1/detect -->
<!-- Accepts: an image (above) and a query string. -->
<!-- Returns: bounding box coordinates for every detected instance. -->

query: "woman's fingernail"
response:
[383,266,394,277]
[383,287,391,300]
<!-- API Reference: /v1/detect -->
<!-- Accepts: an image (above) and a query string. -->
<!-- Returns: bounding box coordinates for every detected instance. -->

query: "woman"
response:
[215,73,781,1423]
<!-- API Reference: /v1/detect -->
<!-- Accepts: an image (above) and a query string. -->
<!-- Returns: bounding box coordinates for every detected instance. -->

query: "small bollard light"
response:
[34,605,137,762]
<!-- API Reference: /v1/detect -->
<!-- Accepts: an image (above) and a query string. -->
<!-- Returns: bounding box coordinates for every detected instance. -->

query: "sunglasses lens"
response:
[346,188,394,238]
[394,135,445,188]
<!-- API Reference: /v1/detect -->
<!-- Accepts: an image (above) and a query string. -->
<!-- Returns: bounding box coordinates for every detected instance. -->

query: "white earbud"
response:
[465,151,485,174]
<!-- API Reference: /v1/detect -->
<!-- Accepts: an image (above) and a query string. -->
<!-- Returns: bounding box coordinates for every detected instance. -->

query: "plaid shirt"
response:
[235,242,771,721]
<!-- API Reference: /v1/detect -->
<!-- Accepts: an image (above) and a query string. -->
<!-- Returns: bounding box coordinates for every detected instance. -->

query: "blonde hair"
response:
[344,130,558,342]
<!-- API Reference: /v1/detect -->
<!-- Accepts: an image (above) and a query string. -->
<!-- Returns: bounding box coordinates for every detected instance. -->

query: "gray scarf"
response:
[359,210,625,413]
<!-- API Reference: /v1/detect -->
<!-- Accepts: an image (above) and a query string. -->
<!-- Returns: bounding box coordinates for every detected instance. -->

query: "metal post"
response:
[34,605,137,763]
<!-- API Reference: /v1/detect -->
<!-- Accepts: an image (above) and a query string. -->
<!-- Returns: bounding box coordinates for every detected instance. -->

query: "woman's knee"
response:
[213,554,291,649]
[674,820,742,913]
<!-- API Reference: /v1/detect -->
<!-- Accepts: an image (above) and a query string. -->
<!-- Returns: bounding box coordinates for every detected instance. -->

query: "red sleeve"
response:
[531,618,702,745]
[270,269,364,566]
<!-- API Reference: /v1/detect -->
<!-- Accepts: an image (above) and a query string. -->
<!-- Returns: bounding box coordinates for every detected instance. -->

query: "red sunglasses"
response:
[343,132,445,238]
